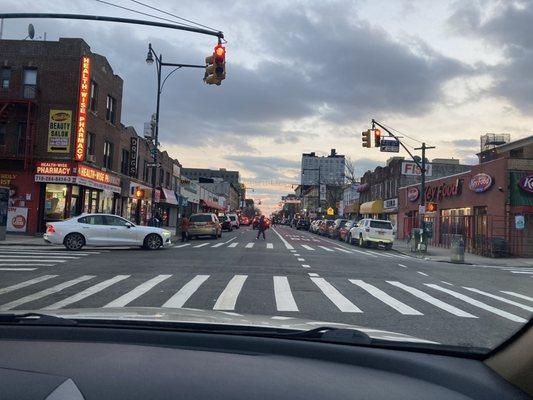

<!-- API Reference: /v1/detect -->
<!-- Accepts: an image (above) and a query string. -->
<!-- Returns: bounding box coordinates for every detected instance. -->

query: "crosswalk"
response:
[172,242,412,258]
[0,273,531,324]
[0,247,102,271]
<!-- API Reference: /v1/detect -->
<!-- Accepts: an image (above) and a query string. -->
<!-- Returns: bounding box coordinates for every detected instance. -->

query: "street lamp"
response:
[145,43,205,224]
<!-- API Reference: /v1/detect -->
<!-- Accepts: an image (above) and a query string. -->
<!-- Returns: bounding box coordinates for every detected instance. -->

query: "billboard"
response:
[47,110,72,152]
[401,161,433,176]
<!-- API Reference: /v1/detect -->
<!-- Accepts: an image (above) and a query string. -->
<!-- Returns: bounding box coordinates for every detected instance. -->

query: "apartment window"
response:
[159,168,164,186]
[103,140,114,170]
[86,132,96,159]
[17,123,27,156]
[1,68,11,89]
[106,95,116,123]
[121,149,130,175]
[22,68,37,99]
[143,159,148,181]
[89,80,98,112]
[165,172,170,188]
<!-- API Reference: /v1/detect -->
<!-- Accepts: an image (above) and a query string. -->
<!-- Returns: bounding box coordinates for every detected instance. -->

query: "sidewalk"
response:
[393,239,533,267]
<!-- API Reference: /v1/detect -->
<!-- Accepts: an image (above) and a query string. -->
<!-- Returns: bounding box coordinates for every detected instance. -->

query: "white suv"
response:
[227,213,240,229]
[349,218,395,249]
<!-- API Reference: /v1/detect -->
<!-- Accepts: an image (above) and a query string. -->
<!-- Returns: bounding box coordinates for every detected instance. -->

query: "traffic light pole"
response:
[146,44,205,224]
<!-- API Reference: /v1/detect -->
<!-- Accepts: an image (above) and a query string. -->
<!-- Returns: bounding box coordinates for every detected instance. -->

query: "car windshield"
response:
[1,1,532,358]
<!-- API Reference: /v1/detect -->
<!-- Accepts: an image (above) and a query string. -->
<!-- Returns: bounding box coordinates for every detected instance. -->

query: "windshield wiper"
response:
[0,312,78,326]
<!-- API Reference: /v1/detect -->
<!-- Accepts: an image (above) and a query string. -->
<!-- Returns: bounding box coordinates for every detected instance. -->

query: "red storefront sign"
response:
[469,173,493,193]
[518,175,533,194]
[35,162,73,175]
[74,56,91,161]
[77,165,120,186]
[407,186,419,202]
[424,179,462,202]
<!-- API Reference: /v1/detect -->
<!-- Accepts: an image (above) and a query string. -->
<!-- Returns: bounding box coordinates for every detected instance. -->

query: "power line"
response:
[129,0,219,32]
[381,122,423,144]
[93,0,204,30]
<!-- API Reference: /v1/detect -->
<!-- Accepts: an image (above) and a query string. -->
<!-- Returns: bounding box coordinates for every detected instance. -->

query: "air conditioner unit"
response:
[87,154,96,163]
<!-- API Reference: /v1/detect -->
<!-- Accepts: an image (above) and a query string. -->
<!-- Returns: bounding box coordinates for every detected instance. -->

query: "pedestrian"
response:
[181,216,190,242]
[256,215,267,240]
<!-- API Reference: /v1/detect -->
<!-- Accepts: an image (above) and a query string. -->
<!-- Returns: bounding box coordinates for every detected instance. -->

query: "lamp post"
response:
[145,43,205,224]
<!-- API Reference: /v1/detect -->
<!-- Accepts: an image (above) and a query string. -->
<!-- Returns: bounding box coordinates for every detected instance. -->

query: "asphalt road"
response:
[0,224,532,349]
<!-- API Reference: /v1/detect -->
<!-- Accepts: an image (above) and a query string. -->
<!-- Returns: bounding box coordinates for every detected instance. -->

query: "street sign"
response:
[380,137,400,153]
[418,205,426,214]
[515,215,525,230]
[327,207,334,216]
[147,162,161,168]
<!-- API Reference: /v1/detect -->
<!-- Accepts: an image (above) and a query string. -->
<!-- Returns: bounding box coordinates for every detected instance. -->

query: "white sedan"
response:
[44,214,172,250]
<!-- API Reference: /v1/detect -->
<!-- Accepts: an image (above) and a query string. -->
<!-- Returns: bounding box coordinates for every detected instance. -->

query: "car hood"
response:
[12,307,436,344]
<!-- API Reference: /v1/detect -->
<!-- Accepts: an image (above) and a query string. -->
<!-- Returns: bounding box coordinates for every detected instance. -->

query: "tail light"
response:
[47,225,55,233]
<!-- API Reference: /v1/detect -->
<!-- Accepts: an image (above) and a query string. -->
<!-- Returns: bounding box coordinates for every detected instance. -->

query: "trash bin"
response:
[450,236,465,263]
[410,228,427,253]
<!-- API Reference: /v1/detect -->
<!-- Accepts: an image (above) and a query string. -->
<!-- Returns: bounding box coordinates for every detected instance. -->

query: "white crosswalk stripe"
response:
[0,275,57,295]
[311,277,362,312]
[334,247,352,254]
[245,242,254,248]
[318,246,334,252]
[500,291,533,302]
[273,276,298,311]
[266,243,273,249]
[162,275,210,308]
[104,275,172,308]
[174,243,191,248]
[44,275,130,310]
[0,248,98,269]
[0,255,80,259]
[425,284,528,323]
[461,287,533,312]
[194,243,209,248]
[0,250,96,256]
[0,275,95,310]
[0,268,37,271]
[388,281,477,318]
[228,242,238,248]
[214,275,248,310]
[301,245,314,251]
[350,280,422,315]
[211,243,224,248]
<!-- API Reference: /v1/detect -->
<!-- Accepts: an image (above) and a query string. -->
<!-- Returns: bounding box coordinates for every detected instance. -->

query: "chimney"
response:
[330,149,336,156]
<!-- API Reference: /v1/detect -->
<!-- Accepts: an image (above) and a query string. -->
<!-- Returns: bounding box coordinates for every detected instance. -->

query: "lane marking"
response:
[193,243,209,248]
[297,258,305,262]
[310,277,362,312]
[461,287,533,313]
[318,246,334,252]
[223,236,237,244]
[174,243,191,248]
[273,276,298,312]
[501,291,533,302]
[104,275,172,308]
[417,271,429,277]
[441,281,454,286]
[350,279,422,315]
[425,284,527,323]
[162,275,210,308]
[213,275,248,310]
[301,264,311,268]
[334,247,352,254]
[0,254,80,259]
[228,242,238,248]
[301,245,314,251]
[293,253,301,256]
[290,250,296,253]
[308,273,319,277]
[44,275,130,310]
[0,259,67,263]
[0,268,37,271]
[0,251,92,256]
[272,227,294,250]
[245,242,254,248]
[0,263,55,267]
[350,248,378,257]
[398,264,408,268]
[211,243,225,248]
[0,275,57,295]
[367,250,394,258]
[267,243,273,249]
[0,275,95,311]
[387,281,477,318]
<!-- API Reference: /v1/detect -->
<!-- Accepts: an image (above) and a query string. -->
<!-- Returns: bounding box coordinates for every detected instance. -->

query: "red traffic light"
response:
[373,129,381,147]
[214,44,225,62]
[426,202,438,212]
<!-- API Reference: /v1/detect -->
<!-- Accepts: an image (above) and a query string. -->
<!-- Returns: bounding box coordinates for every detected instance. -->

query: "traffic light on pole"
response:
[373,129,381,147]
[362,130,371,148]
[204,44,226,85]
[426,202,438,212]
[134,187,145,200]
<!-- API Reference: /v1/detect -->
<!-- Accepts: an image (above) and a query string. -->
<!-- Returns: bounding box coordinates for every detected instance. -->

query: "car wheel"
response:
[144,233,162,250]
[385,243,393,250]
[64,233,85,251]
[347,234,353,245]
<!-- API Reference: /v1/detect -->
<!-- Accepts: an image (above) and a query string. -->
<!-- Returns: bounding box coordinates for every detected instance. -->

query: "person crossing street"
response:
[256,215,267,240]
[180,216,190,242]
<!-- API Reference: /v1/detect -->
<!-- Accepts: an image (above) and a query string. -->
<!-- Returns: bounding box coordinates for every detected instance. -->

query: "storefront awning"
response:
[200,199,223,211]
[344,202,360,214]
[359,199,384,215]
[161,188,178,205]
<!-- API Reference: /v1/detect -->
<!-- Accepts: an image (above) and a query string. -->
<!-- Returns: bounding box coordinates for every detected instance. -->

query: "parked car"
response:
[311,219,323,233]
[329,218,348,239]
[318,219,335,236]
[218,214,233,232]
[349,218,394,249]
[44,213,172,250]
[227,213,240,229]
[188,213,222,239]
[296,219,310,230]
[339,219,357,242]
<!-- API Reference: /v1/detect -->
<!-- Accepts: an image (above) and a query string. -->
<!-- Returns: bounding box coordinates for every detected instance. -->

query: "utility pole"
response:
[414,142,435,231]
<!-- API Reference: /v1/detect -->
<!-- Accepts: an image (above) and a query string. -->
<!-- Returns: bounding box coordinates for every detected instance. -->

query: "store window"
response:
[69,185,80,217]
[99,190,115,214]
[1,68,11,89]
[89,80,99,112]
[103,140,114,170]
[106,95,116,123]
[44,184,67,221]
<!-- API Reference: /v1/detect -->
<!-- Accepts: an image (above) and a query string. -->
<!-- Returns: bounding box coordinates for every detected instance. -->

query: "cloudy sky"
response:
[2,0,533,213]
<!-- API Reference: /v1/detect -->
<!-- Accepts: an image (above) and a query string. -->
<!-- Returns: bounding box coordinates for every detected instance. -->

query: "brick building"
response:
[0,38,182,234]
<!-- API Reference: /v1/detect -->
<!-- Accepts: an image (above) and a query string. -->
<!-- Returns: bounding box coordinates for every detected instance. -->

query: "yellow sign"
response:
[327,207,334,216]
[47,109,72,153]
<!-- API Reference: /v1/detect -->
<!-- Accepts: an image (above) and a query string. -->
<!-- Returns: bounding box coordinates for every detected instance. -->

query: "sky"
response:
[2,0,533,214]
